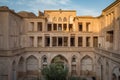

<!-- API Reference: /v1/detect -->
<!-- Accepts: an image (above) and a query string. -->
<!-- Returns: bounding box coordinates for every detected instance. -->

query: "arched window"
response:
[58,17,62,22]
[53,17,57,21]
[72,56,76,62]
[63,17,67,22]
[42,55,47,63]
[42,55,47,68]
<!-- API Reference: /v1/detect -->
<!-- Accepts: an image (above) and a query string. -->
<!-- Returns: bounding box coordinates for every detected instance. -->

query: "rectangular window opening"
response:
[70,36,75,46]
[47,24,52,31]
[38,22,42,31]
[45,36,50,47]
[78,22,82,31]
[78,37,82,47]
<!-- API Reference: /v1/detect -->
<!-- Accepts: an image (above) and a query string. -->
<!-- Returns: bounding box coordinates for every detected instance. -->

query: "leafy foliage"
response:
[41,63,68,80]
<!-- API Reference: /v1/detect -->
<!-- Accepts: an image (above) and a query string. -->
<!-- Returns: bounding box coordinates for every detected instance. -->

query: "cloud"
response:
[0,0,101,16]
[25,0,99,16]
[59,0,71,5]
[27,0,71,6]
[0,0,9,3]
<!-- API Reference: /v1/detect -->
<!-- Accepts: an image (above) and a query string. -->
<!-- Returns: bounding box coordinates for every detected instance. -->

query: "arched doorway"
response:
[12,61,16,80]
[106,62,109,80]
[97,57,103,80]
[18,57,24,80]
[51,55,68,67]
[26,55,39,79]
[112,73,117,80]
[118,76,120,80]
[81,55,93,76]
[112,67,120,80]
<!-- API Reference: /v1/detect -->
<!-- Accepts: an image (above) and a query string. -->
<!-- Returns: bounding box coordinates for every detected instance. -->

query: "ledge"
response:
[0,48,25,57]
[25,47,94,52]
[94,48,120,63]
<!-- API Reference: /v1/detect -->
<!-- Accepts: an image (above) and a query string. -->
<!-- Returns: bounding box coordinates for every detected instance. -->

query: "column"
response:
[111,13,113,23]
[34,36,37,47]
[68,57,71,76]
[42,21,45,32]
[23,59,27,76]
[75,35,78,47]
[50,36,52,47]
[67,23,69,32]
[83,22,86,32]
[57,37,58,47]
[62,23,63,31]
[83,36,86,47]
[107,15,109,25]
[68,36,70,47]
[90,36,93,47]
[34,22,37,31]
[108,14,110,25]
[38,57,42,77]
[42,36,45,47]
[51,24,53,31]
[62,37,64,46]
[110,13,112,24]
[106,15,108,26]
[75,21,78,32]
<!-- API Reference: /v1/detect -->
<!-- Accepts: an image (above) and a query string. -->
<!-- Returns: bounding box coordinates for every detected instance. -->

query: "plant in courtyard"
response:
[41,63,68,80]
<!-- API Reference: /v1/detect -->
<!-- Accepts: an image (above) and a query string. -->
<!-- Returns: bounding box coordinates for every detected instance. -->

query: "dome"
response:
[17,11,37,18]
[0,6,9,10]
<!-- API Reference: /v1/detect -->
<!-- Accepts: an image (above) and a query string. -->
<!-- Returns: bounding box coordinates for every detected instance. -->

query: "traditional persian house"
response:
[0,0,120,80]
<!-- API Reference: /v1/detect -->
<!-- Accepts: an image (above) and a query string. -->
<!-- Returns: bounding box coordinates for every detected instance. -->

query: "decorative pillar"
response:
[68,36,70,47]
[83,22,86,32]
[50,36,52,47]
[90,36,93,47]
[75,35,78,47]
[34,22,37,31]
[83,37,86,47]
[106,15,108,26]
[67,23,69,32]
[34,36,38,47]
[42,36,45,47]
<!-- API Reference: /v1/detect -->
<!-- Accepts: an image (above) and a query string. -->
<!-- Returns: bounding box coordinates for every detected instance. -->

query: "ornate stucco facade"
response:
[0,0,120,80]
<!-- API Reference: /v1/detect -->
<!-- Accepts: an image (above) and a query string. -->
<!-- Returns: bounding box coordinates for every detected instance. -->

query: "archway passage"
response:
[118,76,120,80]
[112,67,120,80]
[51,55,68,65]
[12,61,16,80]
[18,57,25,80]
[51,55,68,70]
[97,58,103,80]
[81,55,93,76]
[112,73,117,80]
[26,55,39,79]
[41,55,69,80]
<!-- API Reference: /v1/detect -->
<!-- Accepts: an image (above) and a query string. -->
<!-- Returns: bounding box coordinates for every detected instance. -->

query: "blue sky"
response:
[0,0,115,17]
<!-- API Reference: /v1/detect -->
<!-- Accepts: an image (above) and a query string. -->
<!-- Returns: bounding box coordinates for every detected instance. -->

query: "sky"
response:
[0,0,115,17]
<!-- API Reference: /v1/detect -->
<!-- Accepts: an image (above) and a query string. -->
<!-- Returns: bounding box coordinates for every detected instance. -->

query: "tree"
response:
[41,63,68,80]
